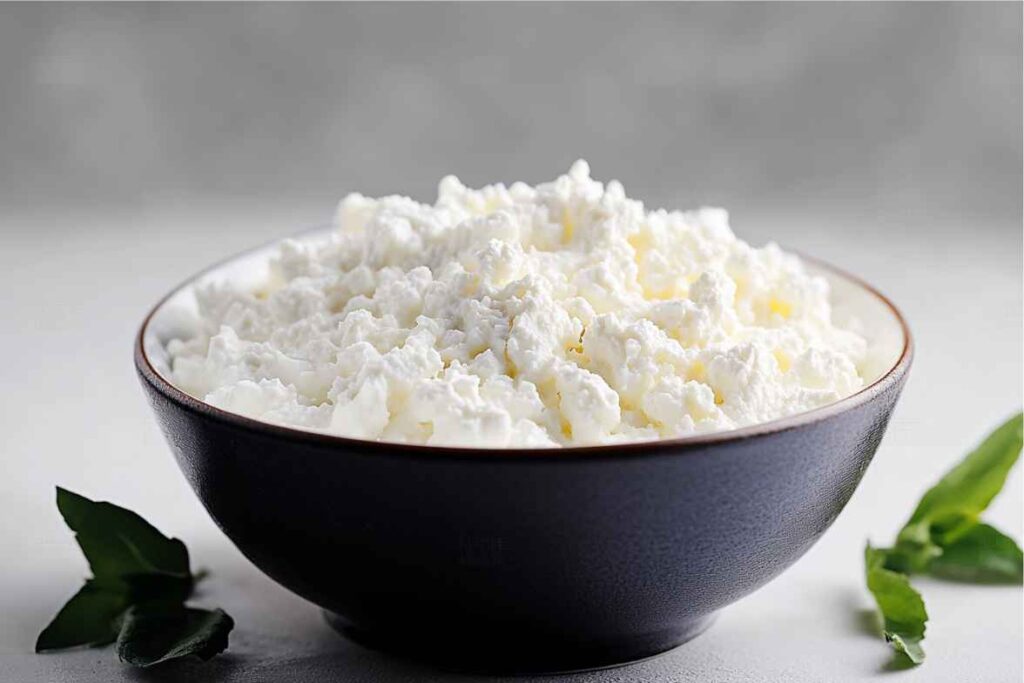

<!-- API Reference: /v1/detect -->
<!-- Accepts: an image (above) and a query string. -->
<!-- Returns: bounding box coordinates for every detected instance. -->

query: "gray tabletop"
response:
[1,4,1021,682]
[2,207,1020,683]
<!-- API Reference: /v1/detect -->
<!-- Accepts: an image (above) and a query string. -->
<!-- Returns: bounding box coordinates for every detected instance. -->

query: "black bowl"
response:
[135,230,912,673]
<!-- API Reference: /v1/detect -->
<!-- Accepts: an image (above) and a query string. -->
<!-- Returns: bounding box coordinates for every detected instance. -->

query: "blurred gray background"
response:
[2,4,1021,683]
[1,2,1020,226]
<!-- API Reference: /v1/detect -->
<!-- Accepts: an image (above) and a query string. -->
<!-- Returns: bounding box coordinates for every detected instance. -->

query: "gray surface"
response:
[0,3,1020,225]
[1,4,1021,683]
[2,209,1020,683]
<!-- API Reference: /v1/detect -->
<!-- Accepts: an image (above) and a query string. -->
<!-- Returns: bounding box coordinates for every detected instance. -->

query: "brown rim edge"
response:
[134,226,914,460]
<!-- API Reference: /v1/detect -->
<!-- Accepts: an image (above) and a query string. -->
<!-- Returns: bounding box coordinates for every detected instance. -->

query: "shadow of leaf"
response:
[843,589,921,674]
[856,607,883,639]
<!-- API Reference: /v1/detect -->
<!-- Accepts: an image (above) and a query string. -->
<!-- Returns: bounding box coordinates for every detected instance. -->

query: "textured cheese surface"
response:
[168,162,867,447]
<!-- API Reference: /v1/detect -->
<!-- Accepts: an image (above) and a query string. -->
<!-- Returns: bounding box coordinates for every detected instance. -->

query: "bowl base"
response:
[323,611,717,675]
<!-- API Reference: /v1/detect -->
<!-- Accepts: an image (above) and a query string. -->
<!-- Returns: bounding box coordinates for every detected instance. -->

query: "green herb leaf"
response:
[901,413,1023,546]
[880,536,941,576]
[35,580,129,652]
[927,523,1024,584]
[116,606,233,667]
[863,413,1023,665]
[886,632,926,666]
[38,487,232,667]
[888,413,1023,579]
[56,487,191,586]
[865,544,928,664]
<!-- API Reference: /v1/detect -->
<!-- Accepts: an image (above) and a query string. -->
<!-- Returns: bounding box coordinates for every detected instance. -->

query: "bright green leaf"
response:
[116,606,234,667]
[927,523,1024,584]
[865,544,928,665]
[882,536,941,575]
[887,632,925,665]
[904,413,1023,539]
[863,412,1024,666]
[35,580,129,652]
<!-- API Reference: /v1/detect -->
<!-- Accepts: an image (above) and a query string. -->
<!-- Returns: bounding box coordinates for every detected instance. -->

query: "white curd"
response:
[168,162,867,447]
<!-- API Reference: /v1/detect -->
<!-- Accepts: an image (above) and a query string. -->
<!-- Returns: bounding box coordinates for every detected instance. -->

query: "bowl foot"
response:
[323,611,717,675]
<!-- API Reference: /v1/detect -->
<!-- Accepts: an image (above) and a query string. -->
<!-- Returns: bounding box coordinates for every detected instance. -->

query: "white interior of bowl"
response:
[824,265,905,384]
[143,228,907,428]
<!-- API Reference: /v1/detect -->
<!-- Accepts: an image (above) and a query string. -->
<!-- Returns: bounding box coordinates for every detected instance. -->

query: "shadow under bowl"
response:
[135,227,912,673]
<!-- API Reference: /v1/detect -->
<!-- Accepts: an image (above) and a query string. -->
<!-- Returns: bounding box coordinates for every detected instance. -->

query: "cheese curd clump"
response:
[169,161,867,447]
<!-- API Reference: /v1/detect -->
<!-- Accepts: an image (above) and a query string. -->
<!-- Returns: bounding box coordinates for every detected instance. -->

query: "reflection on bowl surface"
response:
[135,233,912,673]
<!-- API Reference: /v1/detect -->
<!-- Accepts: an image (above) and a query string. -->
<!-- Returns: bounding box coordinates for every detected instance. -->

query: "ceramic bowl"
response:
[135,227,912,673]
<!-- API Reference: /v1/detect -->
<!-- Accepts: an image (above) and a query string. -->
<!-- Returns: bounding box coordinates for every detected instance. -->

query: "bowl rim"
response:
[135,224,914,460]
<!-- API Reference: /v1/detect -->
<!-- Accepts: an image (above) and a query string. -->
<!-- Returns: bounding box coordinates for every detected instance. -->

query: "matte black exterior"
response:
[135,268,912,673]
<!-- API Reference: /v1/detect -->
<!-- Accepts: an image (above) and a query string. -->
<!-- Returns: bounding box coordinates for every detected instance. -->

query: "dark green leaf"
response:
[903,413,1023,540]
[35,580,129,652]
[865,544,928,665]
[56,487,190,584]
[123,573,195,607]
[927,523,1024,584]
[116,606,234,667]
[37,487,231,665]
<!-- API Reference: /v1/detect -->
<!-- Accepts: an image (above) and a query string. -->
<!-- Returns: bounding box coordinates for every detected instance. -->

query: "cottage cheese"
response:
[168,161,867,447]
